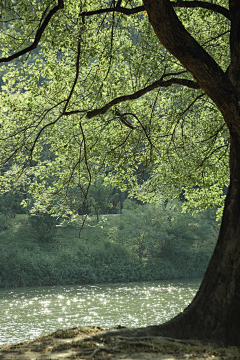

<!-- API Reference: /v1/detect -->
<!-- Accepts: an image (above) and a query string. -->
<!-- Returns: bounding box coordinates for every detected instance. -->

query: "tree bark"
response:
[141,0,240,346]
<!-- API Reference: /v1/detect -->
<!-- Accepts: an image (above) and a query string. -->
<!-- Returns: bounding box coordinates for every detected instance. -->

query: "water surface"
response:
[0,278,201,345]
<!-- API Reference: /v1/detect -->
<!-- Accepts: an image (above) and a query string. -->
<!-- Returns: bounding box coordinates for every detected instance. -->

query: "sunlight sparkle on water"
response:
[0,278,201,345]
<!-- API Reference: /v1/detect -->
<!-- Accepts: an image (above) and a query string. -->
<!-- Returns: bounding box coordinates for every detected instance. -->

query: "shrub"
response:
[28,212,60,242]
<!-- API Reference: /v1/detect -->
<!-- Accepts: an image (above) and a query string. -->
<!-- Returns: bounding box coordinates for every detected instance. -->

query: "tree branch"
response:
[171,1,230,20]
[0,0,64,63]
[80,1,229,20]
[196,141,229,170]
[171,93,205,143]
[29,36,81,157]
[0,0,227,65]
[114,109,136,129]
[86,77,200,119]
[143,0,239,135]
[81,5,144,20]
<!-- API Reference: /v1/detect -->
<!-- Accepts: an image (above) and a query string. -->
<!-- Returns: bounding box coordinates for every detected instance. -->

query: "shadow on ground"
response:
[0,326,236,360]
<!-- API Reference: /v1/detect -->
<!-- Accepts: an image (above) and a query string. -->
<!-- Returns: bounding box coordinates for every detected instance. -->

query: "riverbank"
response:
[0,325,236,360]
[0,213,216,288]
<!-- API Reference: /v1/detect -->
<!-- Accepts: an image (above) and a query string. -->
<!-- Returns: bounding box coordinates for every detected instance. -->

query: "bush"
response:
[28,212,60,242]
[104,199,219,278]
[0,199,219,287]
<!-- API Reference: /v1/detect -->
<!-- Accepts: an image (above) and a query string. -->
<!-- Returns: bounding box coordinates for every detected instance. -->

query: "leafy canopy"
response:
[0,0,230,217]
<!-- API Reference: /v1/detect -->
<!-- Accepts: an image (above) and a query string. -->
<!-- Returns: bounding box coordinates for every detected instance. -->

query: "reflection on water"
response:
[0,278,201,345]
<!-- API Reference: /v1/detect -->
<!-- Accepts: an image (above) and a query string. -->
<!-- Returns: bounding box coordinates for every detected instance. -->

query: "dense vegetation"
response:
[0,196,218,288]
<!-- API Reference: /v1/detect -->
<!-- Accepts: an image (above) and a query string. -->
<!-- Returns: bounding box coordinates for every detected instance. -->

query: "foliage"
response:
[28,211,60,242]
[0,0,230,218]
[0,190,25,217]
[0,200,218,287]
[107,199,218,273]
[87,178,120,220]
[0,190,26,230]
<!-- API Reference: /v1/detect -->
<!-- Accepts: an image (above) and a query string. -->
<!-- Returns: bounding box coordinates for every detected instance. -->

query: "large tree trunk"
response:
[139,0,240,346]
[145,132,240,346]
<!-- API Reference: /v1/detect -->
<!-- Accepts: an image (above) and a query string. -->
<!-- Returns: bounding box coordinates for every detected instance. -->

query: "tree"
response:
[0,0,239,345]
[115,199,217,271]
[87,178,118,221]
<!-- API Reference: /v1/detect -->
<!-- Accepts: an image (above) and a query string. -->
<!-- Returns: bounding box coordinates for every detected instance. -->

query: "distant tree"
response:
[28,211,60,242]
[88,179,118,221]
[0,190,26,230]
[0,191,24,217]
[116,199,217,267]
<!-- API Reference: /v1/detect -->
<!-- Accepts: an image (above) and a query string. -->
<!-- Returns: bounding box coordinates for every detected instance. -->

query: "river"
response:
[0,278,201,345]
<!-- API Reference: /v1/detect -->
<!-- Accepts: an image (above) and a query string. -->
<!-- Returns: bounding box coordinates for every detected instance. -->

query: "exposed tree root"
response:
[0,325,238,360]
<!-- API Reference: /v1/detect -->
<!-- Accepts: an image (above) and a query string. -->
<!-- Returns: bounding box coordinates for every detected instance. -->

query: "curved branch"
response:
[81,1,229,20]
[114,109,136,129]
[143,0,238,135]
[171,1,230,20]
[0,0,64,63]
[81,6,145,20]
[86,77,200,119]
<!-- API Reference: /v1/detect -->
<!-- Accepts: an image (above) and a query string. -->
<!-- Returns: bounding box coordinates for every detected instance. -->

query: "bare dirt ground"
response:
[0,326,238,360]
